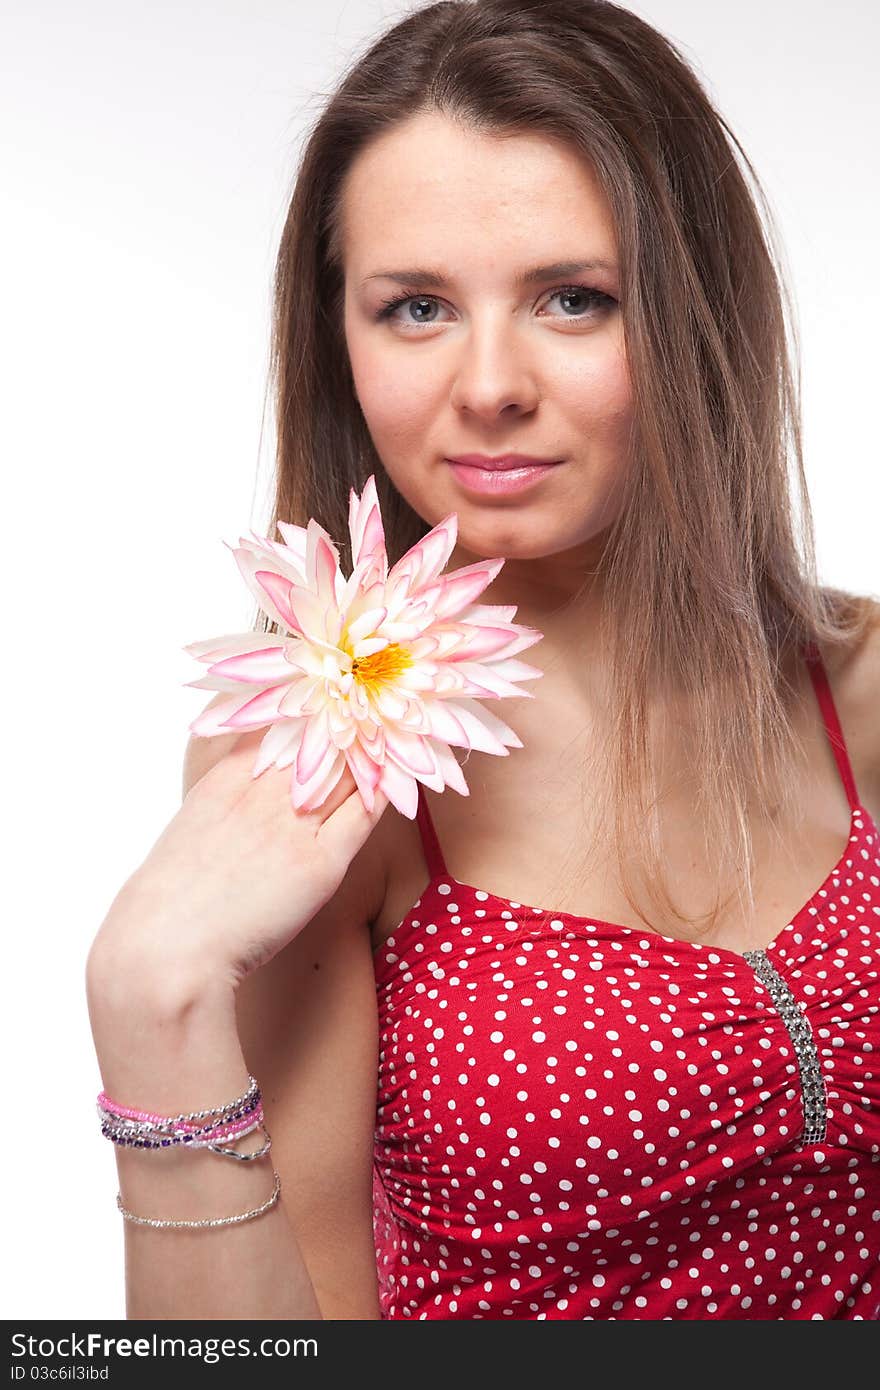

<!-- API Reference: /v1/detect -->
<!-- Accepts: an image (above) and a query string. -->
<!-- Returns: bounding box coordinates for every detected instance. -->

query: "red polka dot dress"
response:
[371,643,880,1319]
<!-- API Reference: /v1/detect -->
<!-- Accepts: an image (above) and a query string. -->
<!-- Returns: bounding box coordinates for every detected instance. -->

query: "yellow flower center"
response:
[350,641,413,695]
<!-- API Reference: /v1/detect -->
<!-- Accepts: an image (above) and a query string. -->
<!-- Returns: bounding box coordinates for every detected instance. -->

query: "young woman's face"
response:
[341,111,633,569]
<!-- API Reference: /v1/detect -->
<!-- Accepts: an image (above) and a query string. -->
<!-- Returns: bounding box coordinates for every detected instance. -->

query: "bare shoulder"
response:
[821,596,880,816]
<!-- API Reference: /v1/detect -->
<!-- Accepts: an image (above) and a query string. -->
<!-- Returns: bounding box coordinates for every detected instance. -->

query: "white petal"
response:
[346,606,388,644]
[352,636,390,659]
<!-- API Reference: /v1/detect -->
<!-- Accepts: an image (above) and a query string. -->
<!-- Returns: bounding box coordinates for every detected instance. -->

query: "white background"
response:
[2,0,877,1318]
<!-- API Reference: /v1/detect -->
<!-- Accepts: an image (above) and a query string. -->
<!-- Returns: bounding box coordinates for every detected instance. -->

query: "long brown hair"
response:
[252,0,876,938]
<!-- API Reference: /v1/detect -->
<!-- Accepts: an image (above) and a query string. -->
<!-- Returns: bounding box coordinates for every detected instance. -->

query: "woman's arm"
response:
[87,960,326,1320]
[85,722,388,1321]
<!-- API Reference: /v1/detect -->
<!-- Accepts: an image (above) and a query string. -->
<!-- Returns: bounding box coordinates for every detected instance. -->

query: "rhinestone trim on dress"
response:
[743,948,828,1146]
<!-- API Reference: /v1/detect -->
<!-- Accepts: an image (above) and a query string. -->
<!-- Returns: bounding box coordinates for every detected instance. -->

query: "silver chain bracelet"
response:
[116,1167,282,1229]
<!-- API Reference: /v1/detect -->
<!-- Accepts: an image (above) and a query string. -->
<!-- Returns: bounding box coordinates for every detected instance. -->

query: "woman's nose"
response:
[449,317,541,419]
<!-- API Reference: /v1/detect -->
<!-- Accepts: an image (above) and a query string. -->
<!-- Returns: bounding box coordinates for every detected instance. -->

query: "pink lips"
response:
[445,457,562,496]
[446,454,561,470]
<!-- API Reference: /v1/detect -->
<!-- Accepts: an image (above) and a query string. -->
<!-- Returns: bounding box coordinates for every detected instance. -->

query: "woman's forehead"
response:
[341,113,618,279]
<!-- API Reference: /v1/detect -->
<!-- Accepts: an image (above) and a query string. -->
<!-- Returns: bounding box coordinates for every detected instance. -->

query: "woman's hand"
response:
[90,728,389,997]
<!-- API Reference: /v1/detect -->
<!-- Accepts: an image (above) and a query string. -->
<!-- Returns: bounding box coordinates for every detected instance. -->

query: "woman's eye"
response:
[376,285,614,328]
[542,286,614,319]
[377,293,446,326]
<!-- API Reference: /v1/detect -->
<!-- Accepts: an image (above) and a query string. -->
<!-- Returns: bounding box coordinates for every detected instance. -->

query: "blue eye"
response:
[377,292,443,325]
[544,285,614,318]
[376,284,615,327]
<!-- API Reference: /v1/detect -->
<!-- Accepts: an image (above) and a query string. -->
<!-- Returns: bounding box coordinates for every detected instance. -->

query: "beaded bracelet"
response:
[97,1075,264,1153]
[98,1099,265,1153]
[116,1168,283,1230]
[98,1075,260,1129]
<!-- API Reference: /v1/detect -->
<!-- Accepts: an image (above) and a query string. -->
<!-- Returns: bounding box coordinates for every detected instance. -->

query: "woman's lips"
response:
[445,459,562,495]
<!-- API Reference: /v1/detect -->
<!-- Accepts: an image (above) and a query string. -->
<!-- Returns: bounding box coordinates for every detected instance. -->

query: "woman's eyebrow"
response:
[359,259,618,288]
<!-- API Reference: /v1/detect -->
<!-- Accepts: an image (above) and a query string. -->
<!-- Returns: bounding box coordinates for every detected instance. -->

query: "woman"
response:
[86,0,880,1320]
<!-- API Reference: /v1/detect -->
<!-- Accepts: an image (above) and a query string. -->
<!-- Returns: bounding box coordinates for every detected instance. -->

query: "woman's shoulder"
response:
[821,595,880,817]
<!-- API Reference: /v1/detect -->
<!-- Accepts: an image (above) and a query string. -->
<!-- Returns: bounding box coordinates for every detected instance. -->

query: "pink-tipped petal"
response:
[184,674,253,693]
[485,657,546,684]
[227,546,297,632]
[448,661,539,699]
[456,698,524,749]
[419,699,470,745]
[304,519,341,600]
[431,740,471,796]
[437,700,515,755]
[373,686,412,722]
[376,756,419,820]
[208,647,294,684]
[290,744,347,812]
[252,719,302,776]
[434,623,525,662]
[349,476,388,583]
[484,625,546,661]
[345,736,383,793]
[428,559,506,621]
[189,691,253,737]
[382,724,440,778]
[278,676,322,718]
[459,603,519,624]
[388,513,458,593]
[296,706,334,784]
[283,583,332,643]
[275,520,308,564]
[221,685,288,729]
[252,569,303,634]
[182,631,285,661]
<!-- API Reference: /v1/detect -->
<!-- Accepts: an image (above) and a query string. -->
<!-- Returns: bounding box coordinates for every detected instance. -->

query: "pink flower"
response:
[183,474,544,819]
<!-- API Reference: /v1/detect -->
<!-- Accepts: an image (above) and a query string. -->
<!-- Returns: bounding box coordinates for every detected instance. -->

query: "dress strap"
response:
[802,640,861,812]
[415,782,450,879]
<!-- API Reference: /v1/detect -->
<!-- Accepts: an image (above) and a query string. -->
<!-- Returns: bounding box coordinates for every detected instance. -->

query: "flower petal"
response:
[373,686,411,722]
[348,475,388,585]
[279,676,322,718]
[431,740,470,796]
[291,743,347,812]
[382,724,440,778]
[253,569,301,633]
[207,647,293,684]
[346,607,388,645]
[253,719,302,775]
[296,705,333,784]
[432,623,526,663]
[387,513,458,593]
[345,738,383,806]
[219,685,289,729]
[448,661,541,699]
[182,631,286,662]
[417,698,469,746]
[275,521,308,567]
[352,635,390,659]
[428,558,505,620]
[435,699,521,754]
[188,691,254,736]
[305,519,342,601]
[227,546,298,631]
[376,755,419,820]
[483,657,545,684]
